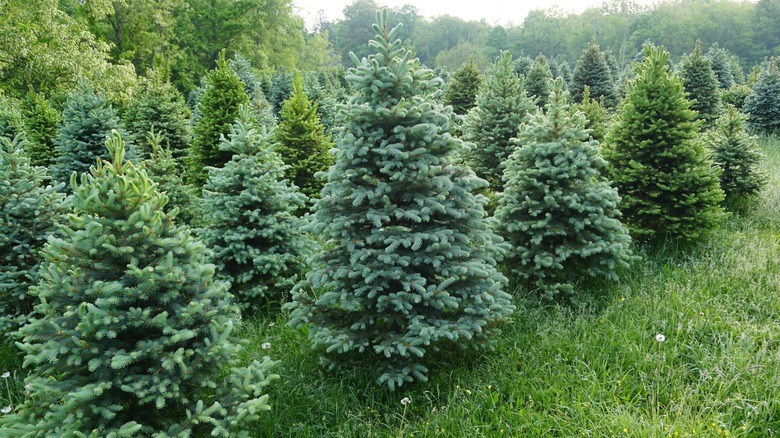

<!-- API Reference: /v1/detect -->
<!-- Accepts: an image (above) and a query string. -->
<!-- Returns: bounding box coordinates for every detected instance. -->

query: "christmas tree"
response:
[525,54,553,107]
[571,41,618,108]
[744,61,780,135]
[680,40,721,126]
[443,58,482,115]
[21,90,60,167]
[707,43,736,89]
[286,10,514,390]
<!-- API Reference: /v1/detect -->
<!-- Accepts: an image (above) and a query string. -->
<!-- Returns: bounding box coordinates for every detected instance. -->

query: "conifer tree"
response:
[275,71,335,201]
[201,106,310,312]
[572,85,610,142]
[571,41,618,107]
[496,79,633,302]
[269,68,294,114]
[190,52,249,186]
[0,92,23,139]
[0,134,66,338]
[743,62,780,135]
[21,91,60,167]
[443,58,482,115]
[463,51,534,189]
[513,55,534,77]
[286,11,514,390]
[707,43,736,89]
[680,40,721,126]
[51,81,130,188]
[605,50,621,83]
[526,54,553,107]
[705,105,767,207]
[604,46,724,242]
[1,132,277,436]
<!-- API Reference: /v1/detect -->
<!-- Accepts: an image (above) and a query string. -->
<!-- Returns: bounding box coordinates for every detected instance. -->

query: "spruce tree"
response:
[495,79,633,302]
[604,46,724,242]
[0,92,23,140]
[190,52,249,186]
[604,50,621,83]
[571,41,618,108]
[463,51,534,189]
[274,71,335,202]
[680,40,721,126]
[21,91,61,167]
[707,43,736,89]
[1,132,277,436]
[513,55,534,77]
[0,134,66,338]
[268,68,294,115]
[572,85,610,142]
[743,62,780,135]
[705,105,767,208]
[526,54,553,107]
[201,106,310,312]
[443,58,482,115]
[286,11,514,390]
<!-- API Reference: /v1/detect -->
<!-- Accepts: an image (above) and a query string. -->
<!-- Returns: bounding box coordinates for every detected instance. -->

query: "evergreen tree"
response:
[728,54,745,84]
[443,58,482,115]
[526,54,553,107]
[707,43,736,89]
[680,40,721,126]
[51,81,130,188]
[705,105,767,207]
[572,85,610,142]
[513,55,534,77]
[190,52,249,186]
[0,134,66,338]
[744,62,780,135]
[1,132,277,436]
[21,91,61,167]
[720,84,752,110]
[604,46,724,242]
[286,11,514,390]
[268,68,294,115]
[604,50,621,84]
[556,59,573,86]
[0,92,25,141]
[571,41,618,108]
[201,106,310,312]
[495,79,633,302]
[463,51,534,189]
[275,71,335,201]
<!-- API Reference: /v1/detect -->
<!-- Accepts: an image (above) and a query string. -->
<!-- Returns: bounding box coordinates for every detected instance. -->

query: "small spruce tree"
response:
[1,131,277,436]
[526,54,553,107]
[604,45,725,242]
[286,10,514,390]
[443,58,482,115]
[572,85,610,142]
[680,40,721,126]
[21,90,61,167]
[743,62,780,135]
[707,43,736,89]
[201,106,311,312]
[571,40,618,107]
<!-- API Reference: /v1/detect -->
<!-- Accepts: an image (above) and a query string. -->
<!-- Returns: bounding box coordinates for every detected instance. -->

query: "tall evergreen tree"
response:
[21,91,60,167]
[286,11,514,390]
[0,134,66,338]
[443,58,482,115]
[1,132,277,436]
[463,51,534,189]
[525,54,553,107]
[275,71,335,201]
[201,106,311,312]
[190,52,249,186]
[604,46,724,242]
[571,41,618,108]
[743,62,780,135]
[680,40,721,126]
[707,43,736,89]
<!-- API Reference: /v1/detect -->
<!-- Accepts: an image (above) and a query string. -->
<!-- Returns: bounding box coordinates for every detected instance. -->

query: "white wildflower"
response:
[1,406,11,414]
[656,334,665,342]
[1,372,9,379]
[261,342,271,350]
[401,397,411,406]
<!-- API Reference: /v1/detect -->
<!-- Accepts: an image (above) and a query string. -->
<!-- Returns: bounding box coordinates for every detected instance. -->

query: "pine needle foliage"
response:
[495,79,633,302]
[201,106,311,312]
[286,10,514,390]
[21,90,60,167]
[707,43,736,89]
[0,134,66,338]
[443,58,482,115]
[1,131,278,437]
[743,61,780,135]
[525,54,553,107]
[680,40,721,126]
[604,46,725,243]
[571,41,618,108]
[463,51,534,190]
[572,85,610,142]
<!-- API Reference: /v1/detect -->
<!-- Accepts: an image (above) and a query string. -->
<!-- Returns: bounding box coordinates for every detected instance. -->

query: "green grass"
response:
[3,137,780,437]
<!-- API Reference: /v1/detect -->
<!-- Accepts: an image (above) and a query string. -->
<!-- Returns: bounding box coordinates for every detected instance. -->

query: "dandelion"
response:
[656,334,666,342]
[1,406,10,414]
[401,397,411,406]
[1,372,9,379]
[268,322,275,327]
[261,342,271,350]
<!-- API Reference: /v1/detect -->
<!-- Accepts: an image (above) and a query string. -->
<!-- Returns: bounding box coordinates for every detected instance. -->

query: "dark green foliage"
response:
[190,52,249,186]
[495,79,633,302]
[707,43,736,89]
[268,68,293,115]
[705,105,767,207]
[0,93,24,140]
[51,81,129,187]
[571,41,618,108]
[463,51,534,189]
[286,11,514,390]
[201,106,310,312]
[275,71,335,201]
[744,62,780,135]
[604,46,725,243]
[549,57,572,88]
[720,84,752,110]
[21,91,60,167]
[443,58,482,115]
[1,132,277,436]
[728,54,746,84]
[680,40,721,126]
[572,85,610,142]
[0,134,66,338]
[604,50,621,83]
[526,54,553,107]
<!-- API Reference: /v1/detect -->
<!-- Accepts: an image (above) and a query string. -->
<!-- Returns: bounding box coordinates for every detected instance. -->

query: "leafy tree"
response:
[463,51,534,189]
[744,62,780,135]
[201,106,310,312]
[604,46,724,242]
[707,43,736,89]
[1,132,278,436]
[496,79,633,302]
[21,91,61,167]
[286,11,514,390]
[443,58,482,115]
[0,134,66,338]
[571,41,618,107]
[189,52,249,186]
[526,54,553,107]
[680,40,721,125]
[572,85,610,142]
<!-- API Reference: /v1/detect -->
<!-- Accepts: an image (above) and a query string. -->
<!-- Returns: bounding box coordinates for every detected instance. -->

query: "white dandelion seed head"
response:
[261,342,271,350]
[656,334,666,342]
[268,322,275,327]
[401,397,411,406]
[1,406,11,414]
[1,372,9,379]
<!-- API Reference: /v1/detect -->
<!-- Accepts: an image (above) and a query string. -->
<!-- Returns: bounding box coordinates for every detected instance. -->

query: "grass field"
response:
[3,137,779,437]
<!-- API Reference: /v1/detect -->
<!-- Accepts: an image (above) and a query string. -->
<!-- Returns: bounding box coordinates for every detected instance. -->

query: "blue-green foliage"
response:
[286,10,514,390]
[744,62,780,135]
